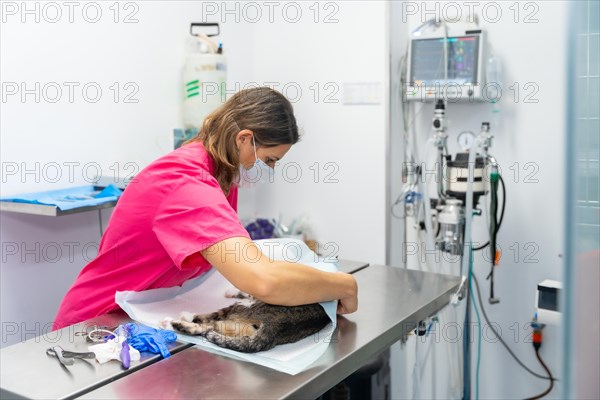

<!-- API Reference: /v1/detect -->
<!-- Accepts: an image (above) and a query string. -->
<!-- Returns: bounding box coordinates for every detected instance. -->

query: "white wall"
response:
[389,1,568,399]
[242,1,389,265]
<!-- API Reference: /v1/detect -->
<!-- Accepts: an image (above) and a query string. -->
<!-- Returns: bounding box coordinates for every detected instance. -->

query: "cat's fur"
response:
[167,296,330,353]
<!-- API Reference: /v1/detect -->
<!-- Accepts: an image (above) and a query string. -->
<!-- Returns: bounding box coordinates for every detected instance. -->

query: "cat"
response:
[163,292,330,353]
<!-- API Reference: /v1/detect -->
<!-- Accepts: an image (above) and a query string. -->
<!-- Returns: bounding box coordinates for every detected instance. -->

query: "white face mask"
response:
[238,137,274,187]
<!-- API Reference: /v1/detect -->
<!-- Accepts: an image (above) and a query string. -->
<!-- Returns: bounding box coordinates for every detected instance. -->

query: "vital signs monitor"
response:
[405,28,486,102]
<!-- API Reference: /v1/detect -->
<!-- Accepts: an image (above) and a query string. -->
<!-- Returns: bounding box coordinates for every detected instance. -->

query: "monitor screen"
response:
[539,288,559,312]
[410,36,480,86]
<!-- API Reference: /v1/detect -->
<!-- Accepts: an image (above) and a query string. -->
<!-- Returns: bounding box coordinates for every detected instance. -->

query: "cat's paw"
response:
[171,320,204,335]
[159,317,174,330]
[225,289,253,300]
[224,288,242,298]
[179,311,195,322]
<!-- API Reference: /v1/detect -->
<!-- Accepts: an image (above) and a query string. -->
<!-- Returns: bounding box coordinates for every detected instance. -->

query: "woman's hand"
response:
[337,297,358,314]
[336,273,358,314]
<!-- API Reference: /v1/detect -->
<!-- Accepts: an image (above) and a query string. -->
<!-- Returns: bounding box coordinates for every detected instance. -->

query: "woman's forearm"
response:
[255,260,357,307]
[201,236,358,313]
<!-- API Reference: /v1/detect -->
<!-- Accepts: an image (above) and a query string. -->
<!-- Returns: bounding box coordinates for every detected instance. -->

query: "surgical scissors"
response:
[73,326,117,343]
[46,346,96,366]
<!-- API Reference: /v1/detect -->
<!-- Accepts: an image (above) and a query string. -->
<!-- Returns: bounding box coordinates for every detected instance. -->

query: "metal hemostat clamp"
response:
[451,276,468,304]
[46,346,96,367]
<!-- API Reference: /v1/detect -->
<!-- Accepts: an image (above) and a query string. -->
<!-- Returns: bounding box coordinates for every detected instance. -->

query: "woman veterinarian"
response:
[53,87,358,330]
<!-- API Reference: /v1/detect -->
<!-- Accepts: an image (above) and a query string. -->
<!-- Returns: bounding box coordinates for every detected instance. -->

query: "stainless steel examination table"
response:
[0,261,461,399]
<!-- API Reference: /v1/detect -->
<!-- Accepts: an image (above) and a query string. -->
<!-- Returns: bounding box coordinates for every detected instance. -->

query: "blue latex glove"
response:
[120,341,131,369]
[122,323,177,358]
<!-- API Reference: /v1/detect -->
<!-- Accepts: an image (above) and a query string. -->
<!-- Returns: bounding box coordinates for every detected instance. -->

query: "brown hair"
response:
[186,87,300,195]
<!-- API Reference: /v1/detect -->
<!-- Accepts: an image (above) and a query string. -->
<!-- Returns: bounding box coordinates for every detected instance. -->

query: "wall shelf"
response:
[0,179,128,217]
[0,196,118,217]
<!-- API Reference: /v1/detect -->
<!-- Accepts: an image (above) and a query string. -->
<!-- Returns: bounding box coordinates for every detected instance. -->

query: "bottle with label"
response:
[182,27,227,133]
[486,53,502,129]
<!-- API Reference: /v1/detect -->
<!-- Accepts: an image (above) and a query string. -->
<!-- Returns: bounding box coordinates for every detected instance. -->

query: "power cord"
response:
[391,195,405,219]
[524,320,554,399]
[473,175,506,251]
[471,275,554,381]
[468,246,482,400]
[487,171,501,304]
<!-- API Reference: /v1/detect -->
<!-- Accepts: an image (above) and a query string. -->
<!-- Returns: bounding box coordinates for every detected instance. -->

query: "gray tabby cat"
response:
[169,299,330,353]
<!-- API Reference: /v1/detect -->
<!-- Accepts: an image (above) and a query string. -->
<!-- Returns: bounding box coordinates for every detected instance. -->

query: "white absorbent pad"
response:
[115,238,338,375]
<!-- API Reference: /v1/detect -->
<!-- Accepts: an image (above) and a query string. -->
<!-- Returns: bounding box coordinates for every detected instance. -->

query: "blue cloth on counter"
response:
[0,184,123,211]
[120,323,177,359]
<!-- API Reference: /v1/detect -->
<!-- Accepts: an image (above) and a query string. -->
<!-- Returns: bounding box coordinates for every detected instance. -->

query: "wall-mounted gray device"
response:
[536,279,562,325]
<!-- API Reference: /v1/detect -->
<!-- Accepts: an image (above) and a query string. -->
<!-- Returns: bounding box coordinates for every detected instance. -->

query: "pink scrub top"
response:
[53,142,249,330]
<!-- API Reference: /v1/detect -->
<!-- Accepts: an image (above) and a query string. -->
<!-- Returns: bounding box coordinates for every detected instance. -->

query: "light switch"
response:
[343,82,382,105]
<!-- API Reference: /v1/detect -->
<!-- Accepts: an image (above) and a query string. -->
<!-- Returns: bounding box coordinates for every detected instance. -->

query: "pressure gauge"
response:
[457,131,475,151]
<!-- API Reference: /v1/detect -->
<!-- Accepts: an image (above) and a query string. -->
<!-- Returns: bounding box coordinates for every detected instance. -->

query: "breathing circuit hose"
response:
[418,138,437,271]
[488,170,499,300]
